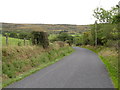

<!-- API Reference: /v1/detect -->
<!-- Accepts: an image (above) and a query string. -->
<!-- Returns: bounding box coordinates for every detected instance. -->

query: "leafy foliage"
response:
[31,31,49,48]
[93,7,112,23]
[56,32,74,46]
[93,6,119,23]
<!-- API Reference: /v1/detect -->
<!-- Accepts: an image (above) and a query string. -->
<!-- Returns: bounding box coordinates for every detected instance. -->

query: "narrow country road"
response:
[5,47,114,88]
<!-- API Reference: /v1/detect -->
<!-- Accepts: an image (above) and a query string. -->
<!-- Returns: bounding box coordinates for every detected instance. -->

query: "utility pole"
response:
[95,20,97,46]
[118,1,120,39]
[118,1,120,14]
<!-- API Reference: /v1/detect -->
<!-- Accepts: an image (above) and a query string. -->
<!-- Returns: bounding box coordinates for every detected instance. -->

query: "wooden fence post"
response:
[6,36,8,46]
[35,39,37,45]
[24,38,26,46]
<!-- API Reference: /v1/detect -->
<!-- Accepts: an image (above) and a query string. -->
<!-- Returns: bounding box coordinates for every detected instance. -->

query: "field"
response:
[2,36,31,46]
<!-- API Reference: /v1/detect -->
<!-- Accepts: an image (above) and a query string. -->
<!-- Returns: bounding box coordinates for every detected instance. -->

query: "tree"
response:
[57,33,69,41]
[92,5,119,46]
[31,31,49,48]
[93,6,119,23]
[18,32,30,39]
[73,36,83,46]
[9,32,18,38]
[112,14,120,24]
[82,32,91,45]
[111,5,120,24]
[93,8,112,23]
[57,32,74,46]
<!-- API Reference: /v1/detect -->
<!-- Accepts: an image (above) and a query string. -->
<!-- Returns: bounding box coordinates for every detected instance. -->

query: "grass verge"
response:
[82,45,118,88]
[2,46,74,88]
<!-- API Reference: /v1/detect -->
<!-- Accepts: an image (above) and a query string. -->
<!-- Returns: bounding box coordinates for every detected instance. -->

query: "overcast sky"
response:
[0,0,119,25]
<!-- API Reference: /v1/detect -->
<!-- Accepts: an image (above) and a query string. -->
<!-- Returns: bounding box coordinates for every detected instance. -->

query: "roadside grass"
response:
[82,45,118,88]
[2,45,74,88]
[2,36,31,46]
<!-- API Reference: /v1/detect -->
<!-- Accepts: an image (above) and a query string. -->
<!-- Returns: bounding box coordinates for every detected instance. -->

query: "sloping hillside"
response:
[2,23,90,33]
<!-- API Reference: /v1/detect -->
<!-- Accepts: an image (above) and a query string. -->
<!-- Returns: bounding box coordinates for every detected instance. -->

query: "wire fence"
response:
[2,36,32,46]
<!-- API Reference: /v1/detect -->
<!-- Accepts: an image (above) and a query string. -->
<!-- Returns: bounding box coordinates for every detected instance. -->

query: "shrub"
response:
[9,32,18,38]
[56,32,74,45]
[31,31,49,48]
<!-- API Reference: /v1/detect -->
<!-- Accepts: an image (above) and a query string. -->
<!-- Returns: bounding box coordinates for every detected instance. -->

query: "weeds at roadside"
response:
[2,45,74,87]
[82,46,118,88]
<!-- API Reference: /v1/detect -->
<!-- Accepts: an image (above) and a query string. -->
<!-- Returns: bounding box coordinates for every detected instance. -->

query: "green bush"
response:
[19,32,30,39]
[57,32,74,45]
[31,31,49,48]
[48,34,58,42]
[9,32,18,38]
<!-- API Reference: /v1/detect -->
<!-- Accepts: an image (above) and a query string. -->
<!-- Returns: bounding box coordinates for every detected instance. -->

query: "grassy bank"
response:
[2,43,74,87]
[82,45,118,88]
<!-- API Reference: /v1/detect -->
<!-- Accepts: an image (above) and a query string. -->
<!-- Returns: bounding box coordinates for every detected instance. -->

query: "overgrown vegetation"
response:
[82,46,118,88]
[2,43,74,87]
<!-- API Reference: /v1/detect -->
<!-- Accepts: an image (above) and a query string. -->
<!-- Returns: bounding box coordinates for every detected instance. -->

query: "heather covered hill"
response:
[2,23,90,33]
